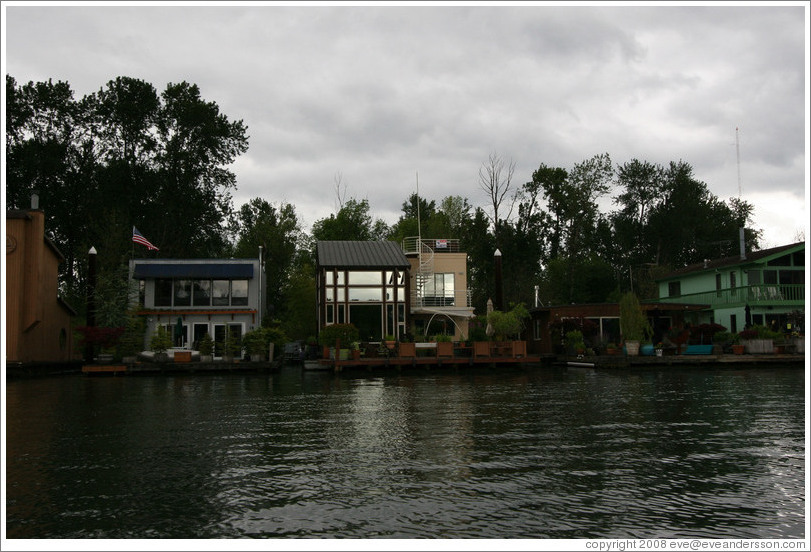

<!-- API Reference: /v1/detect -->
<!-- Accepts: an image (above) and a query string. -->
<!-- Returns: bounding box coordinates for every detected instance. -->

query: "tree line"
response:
[6,75,762,342]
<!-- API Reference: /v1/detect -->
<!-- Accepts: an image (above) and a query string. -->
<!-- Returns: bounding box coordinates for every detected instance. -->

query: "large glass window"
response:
[174,280,192,306]
[193,280,211,306]
[212,280,230,306]
[155,279,173,306]
[231,280,248,306]
[348,271,382,285]
[348,288,382,302]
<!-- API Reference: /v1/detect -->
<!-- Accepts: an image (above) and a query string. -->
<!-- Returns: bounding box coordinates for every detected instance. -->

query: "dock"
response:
[81,360,280,376]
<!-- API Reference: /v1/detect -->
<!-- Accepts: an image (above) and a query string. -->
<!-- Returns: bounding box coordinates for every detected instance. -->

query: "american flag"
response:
[132,226,159,251]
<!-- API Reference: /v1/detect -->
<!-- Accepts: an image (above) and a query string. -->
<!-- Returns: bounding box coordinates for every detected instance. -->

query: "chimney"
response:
[703,259,709,269]
[739,227,746,260]
[31,190,40,210]
[534,285,540,308]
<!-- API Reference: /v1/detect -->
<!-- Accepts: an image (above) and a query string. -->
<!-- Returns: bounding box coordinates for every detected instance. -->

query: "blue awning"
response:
[133,263,254,279]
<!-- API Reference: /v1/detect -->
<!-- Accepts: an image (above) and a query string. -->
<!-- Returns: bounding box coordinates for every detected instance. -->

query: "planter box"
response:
[511,341,527,358]
[732,345,745,355]
[174,351,192,362]
[744,339,773,354]
[474,342,490,357]
[436,342,454,357]
[684,344,713,355]
[398,342,416,357]
[199,355,213,363]
[792,338,805,354]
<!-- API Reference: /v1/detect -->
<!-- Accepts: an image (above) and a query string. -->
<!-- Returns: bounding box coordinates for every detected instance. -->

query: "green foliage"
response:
[433,333,453,342]
[6,74,248,320]
[149,326,173,353]
[198,333,214,356]
[318,323,360,347]
[116,307,146,357]
[487,303,529,340]
[223,327,242,357]
[619,292,651,342]
[242,329,266,355]
[565,330,586,351]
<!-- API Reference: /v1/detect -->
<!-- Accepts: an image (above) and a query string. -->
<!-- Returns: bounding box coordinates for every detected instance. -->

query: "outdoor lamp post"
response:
[85,246,97,363]
[494,249,503,311]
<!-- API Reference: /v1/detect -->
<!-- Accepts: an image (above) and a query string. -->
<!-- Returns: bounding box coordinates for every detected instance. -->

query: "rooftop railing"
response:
[402,237,461,255]
[656,284,805,307]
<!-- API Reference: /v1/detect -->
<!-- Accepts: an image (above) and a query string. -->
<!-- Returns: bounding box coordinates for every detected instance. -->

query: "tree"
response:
[478,151,517,243]
[5,75,250,323]
[528,163,568,260]
[311,198,388,243]
[233,198,303,319]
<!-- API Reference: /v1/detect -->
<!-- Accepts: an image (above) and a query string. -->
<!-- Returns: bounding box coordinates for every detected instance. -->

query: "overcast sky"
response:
[3,1,808,250]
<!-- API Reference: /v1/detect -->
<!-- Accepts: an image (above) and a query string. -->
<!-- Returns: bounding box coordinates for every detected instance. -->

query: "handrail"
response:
[655,284,805,307]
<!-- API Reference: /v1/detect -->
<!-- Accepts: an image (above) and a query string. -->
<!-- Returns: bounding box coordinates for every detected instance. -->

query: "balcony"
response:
[412,289,473,309]
[402,237,461,255]
[656,284,805,308]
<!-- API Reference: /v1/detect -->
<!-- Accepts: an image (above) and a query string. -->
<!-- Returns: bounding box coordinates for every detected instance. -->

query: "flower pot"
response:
[655,348,663,357]
[624,340,640,356]
[251,354,264,362]
[200,354,213,363]
[732,345,745,355]
[352,349,361,360]
[153,352,169,363]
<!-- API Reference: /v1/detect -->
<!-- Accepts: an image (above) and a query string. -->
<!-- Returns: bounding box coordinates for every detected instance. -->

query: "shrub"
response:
[619,292,651,342]
[565,330,586,351]
[318,323,359,347]
[198,333,214,356]
[150,326,173,353]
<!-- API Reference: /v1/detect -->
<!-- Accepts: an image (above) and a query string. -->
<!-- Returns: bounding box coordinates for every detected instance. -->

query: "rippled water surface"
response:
[5,365,806,539]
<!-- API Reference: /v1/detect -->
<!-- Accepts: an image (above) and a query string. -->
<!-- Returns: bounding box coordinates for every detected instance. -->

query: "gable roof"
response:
[658,241,804,280]
[317,241,410,268]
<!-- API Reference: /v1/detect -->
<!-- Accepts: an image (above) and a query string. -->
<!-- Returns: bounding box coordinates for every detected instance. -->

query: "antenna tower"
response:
[735,126,742,198]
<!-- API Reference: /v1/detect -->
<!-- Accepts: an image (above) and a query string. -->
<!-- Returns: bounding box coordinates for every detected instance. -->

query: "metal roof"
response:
[132,262,254,279]
[317,241,410,268]
[658,241,804,280]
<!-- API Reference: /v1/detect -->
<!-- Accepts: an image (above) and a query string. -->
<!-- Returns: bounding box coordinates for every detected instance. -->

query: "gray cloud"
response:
[4,3,807,247]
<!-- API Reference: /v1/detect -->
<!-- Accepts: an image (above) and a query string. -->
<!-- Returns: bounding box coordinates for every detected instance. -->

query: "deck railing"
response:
[656,284,805,307]
[411,288,473,308]
[402,237,461,255]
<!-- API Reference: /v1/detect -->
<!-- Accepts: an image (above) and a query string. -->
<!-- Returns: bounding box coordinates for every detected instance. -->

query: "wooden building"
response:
[6,202,76,364]
[524,301,708,355]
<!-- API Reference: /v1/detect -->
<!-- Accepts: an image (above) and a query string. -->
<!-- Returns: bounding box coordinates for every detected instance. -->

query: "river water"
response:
[4,365,806,540]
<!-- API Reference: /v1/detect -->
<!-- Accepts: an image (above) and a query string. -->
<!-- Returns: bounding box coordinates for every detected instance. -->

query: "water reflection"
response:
[5,366,805,539]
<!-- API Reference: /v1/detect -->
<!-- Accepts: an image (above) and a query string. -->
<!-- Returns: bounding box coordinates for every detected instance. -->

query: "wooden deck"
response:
[309,354,550,372]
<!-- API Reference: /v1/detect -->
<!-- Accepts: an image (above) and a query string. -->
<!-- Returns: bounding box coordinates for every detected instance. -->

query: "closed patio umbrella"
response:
[174,317,184,347]
[485,298,495,338]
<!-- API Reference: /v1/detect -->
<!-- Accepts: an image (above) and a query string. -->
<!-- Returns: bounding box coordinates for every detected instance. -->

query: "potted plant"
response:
[222,327,242,362]
[318,323,359,360]
[434,333,454,357]
[243,328,267,361]
[383,334,397,352]
[150,325,173,363]
[351,341,362,360]
[731,333,745,355]
[605,342,619,355]
[619,292,651,356]
[198,333,214,362]
[565,330,586,356]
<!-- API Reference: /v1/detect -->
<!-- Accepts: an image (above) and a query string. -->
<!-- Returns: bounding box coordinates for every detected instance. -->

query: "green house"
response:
[655,241,805,334]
